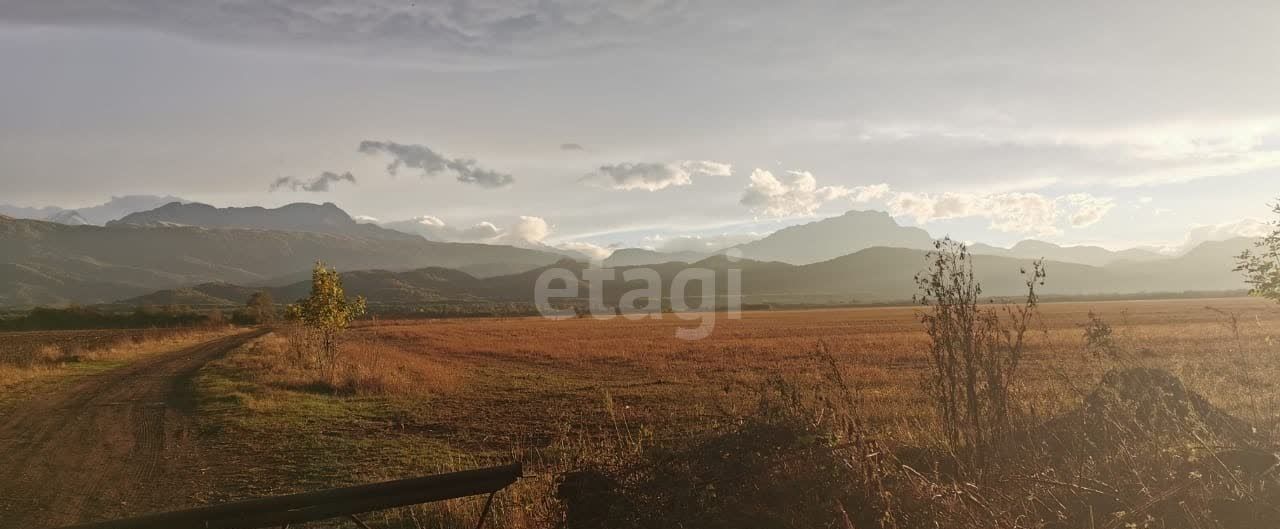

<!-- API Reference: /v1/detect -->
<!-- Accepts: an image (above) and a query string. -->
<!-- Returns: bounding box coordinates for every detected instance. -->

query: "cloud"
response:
[583,160,732,191]
[507,215,550,244]
[885,189,1117,236]
[849,183,891,203]
[560,143,585,151]
[459,221,503,240]
[0,1,694,68]
[1061,194,1116,228]
[382,214,541,245]
[268,171,356,192]
[740,169,867,217]
[1180,218,1272,251]
[800,119,1280,191]
[352,215,379,223]
[645,232,763,253]
[357,140,514,188]
[558,241,614,262]
[384,213,603,261]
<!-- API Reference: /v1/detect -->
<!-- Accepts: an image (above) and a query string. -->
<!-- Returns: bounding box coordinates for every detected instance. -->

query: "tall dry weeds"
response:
[913,238,1045,468]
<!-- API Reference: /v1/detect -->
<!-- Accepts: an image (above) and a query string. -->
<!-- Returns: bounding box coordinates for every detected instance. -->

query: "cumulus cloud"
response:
[357,140,514,188]
[268,171,356,192]
[507,215,551,244]
[741,169,878,217]
[384,213,606,261]
[885,189,1117,236]
[583,160,732,191]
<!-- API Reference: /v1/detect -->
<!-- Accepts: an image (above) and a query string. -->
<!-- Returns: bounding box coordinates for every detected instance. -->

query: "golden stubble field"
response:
[344,296,1280,451]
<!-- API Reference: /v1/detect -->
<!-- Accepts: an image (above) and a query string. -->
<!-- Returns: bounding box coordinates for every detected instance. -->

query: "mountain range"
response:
[0,208,564,306]
[110,201,421,241]
[125,238,1255,309]
[0,195,187,226]
[597,210,1176,269]
[0,199,1260,308]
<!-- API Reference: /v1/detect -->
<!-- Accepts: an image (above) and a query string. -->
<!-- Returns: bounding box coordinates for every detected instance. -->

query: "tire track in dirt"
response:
[0,329,267,529]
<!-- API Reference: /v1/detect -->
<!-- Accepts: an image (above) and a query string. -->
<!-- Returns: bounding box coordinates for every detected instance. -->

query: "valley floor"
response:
[1,297,1278,528]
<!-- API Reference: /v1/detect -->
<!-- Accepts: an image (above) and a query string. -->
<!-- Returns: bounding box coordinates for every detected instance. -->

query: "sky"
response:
[2,1,1278,257]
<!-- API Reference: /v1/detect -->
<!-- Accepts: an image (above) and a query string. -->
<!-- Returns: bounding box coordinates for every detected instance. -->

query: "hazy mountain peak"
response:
[0,194,186,225]
[45,210,89,226]
[970,238,1166,267]
[730,209,935,264]
[111,201,418,241]
[603,248,710,267]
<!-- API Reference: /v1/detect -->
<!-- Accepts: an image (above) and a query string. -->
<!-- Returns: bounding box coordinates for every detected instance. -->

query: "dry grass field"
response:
[0,327,239,399]
[188,296,1280,528]
[340,297,1280,439]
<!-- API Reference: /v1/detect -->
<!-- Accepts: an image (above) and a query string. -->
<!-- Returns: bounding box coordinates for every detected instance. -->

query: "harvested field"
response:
[339,297,1280,443]
[0,328,209,365]
[176,297,1280,528]
[3,297,1278,528]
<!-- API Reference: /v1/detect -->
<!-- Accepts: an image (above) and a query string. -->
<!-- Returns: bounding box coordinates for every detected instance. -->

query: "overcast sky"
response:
[2,1,1278,255]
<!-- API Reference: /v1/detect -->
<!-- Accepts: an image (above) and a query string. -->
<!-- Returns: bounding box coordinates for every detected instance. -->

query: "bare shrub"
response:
[550,344,912,529]
[913,237,1044,468]
[239,331,442,397]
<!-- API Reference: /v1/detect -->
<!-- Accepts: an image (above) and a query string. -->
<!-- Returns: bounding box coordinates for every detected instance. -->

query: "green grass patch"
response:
[191,341,475,501]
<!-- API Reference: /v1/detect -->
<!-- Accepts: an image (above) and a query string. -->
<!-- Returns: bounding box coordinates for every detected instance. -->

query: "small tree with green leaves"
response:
[286,262,366,374]
[246,290,276,324]
[1235,201,1280,302]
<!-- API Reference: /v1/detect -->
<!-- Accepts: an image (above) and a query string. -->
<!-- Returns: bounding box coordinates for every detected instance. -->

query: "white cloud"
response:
[1180,218,1272,251]
[382,215,514,242]
[352,215,380,223]
[584,160,732,191]
[557,241,613,262]
[885,189,1116,237]
[414,215,446,227]
[1062,194,1115,228]
[507,215,550,244]
[849,183,891,203]
[645,232,762,253]
[740,169,856,217]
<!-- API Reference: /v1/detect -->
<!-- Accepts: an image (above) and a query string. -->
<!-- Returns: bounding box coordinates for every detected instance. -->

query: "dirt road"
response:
[0,329,267,529]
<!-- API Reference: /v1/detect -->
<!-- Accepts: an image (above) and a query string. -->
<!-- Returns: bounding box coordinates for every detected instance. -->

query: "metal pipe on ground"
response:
[52,463,523,529]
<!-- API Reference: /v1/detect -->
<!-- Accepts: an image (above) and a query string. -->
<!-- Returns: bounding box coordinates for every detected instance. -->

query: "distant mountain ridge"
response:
[969,240,1166,267]
[111,201,420,241]
[728,210,935,264]
[0,195,187,225]
[0,215,566,306]
[0,200,1265,308]
[123,238,1254,309]
[603,248,710,267]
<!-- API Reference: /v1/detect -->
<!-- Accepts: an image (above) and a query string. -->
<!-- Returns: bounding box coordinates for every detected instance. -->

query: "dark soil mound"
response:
[1077,367,1258,448]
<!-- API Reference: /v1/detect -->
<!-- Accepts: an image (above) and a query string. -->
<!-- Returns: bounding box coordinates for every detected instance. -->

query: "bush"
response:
[913,238,1044,468]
